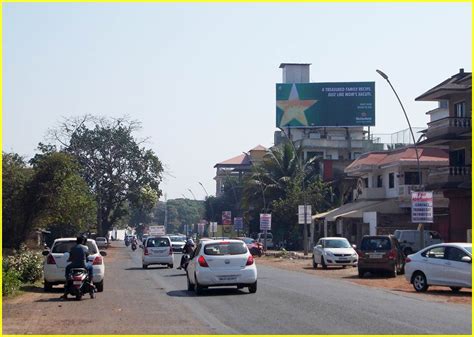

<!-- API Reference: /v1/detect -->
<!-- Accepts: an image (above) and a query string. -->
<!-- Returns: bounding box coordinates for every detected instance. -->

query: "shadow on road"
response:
[20,285,49,294]
[167,288,249,298]
[163,273,186,277]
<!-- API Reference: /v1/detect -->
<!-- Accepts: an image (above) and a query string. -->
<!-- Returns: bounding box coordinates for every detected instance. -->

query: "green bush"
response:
[2,269,21,296]
[4,244,43,283]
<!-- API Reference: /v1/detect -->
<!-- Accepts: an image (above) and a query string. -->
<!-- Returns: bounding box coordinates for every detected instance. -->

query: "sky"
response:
[3,3,472,201]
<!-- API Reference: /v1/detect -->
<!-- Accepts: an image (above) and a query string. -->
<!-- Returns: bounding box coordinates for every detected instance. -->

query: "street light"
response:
[199,181,215,223]
[376,69,422,189]
[277,127,310,256]
[188,188,197,201]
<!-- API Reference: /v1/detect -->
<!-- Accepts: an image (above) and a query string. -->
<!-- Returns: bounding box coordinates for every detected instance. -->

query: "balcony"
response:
[428,166,471,186]
[353,187,385,200]
[425,117,471,140]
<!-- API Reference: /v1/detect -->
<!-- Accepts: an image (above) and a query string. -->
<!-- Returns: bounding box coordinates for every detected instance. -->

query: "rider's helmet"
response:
[187,239,194,246]
[76,235,86,244]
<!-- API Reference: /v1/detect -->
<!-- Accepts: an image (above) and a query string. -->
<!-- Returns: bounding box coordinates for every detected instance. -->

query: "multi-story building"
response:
[416,68,471,242]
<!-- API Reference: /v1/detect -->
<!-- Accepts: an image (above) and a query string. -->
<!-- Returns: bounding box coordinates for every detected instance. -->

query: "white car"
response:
[43,238,106,292]
[169,235,187,252]
[186,239,257,295]
[405,242,472,292]
[313,237,358,269]
[95,237,108,249]
[142,236,174,269]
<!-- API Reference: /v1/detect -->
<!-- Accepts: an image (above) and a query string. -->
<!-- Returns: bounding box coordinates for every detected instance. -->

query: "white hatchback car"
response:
[142,236,174,269]
[186,239,258,295]
[405,242,472,292]
[43,238,106,292]
[313,237,358,269]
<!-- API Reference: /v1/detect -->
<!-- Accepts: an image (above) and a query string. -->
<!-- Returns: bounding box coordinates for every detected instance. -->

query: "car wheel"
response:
[142,264,148,269]
[168,264,173,269]
[412,272,429,292]
[390,264,397,278]
[312,255,318,269]
[186,273,193,291]
[44,280,53,292]
[321,256,328,269]
[248,281,257,294]
[450,287,462,293]
[358,269,365,278]
[75,294,82,301]
[95,280,104,292]
[194,273,203,295]
[403,247,413,256]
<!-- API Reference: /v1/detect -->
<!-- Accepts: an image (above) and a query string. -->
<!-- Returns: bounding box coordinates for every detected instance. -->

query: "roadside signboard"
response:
[411,191,433,223]
[209,222,218,233]
[298,205,312,224]
[149,225,166,236]
[260,214,272,231]
[234,217,243,231]
[198,222,205,235]
[222,211,232,225]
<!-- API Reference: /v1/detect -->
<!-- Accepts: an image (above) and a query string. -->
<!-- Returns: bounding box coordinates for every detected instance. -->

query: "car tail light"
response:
[93,256,103,265]
[387,249,397,260]
[46,255,56,265]
[198,255,209,267]
[144,248,149,256]
[246,255,254,266]
[405,257,411,263]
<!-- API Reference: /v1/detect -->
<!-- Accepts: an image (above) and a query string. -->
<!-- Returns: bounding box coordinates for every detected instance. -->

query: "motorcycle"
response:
[179,254,191,271]
[131,242,137,251]
[64,267,95,300]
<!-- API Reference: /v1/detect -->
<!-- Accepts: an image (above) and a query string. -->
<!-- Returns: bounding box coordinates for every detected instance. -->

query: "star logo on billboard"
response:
[277,84,317,127]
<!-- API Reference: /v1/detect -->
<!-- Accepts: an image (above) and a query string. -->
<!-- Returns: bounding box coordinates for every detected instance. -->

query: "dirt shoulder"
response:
[256,255,472,305]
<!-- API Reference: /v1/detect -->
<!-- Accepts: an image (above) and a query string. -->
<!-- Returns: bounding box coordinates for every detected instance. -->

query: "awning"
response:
[316,199,404,222]
[312,209,338,220]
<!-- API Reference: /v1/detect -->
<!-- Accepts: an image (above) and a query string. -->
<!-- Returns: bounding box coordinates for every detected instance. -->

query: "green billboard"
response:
[276,82,375,127]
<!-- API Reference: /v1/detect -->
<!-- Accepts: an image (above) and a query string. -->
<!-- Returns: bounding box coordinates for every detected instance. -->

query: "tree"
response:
[26,152,97,241]
[49,115,164,235]
[2,153,33,248]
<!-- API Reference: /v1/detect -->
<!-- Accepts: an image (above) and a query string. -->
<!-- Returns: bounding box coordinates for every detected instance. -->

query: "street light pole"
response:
[278,127,309,256]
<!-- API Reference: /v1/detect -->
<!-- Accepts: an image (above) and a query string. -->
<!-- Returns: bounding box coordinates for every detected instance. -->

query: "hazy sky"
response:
[3,3,471,200]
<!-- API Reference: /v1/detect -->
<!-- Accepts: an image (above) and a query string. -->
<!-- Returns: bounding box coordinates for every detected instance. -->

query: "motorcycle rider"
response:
[177,239,195,270]
[61,235,94,299]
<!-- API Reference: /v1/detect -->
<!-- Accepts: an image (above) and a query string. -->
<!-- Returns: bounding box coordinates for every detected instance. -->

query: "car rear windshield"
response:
[360,237,392,251]
[147,238,170,247]
[52,241,98,254]
[204,242,247,255]
[324,239,351,248]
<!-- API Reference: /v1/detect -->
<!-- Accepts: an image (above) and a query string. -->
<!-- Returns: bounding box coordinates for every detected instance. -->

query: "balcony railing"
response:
[428,166,471,185]
[425,117,471,139]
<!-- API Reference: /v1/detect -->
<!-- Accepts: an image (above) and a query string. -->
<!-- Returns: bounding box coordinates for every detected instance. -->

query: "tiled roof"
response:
[415,69,472,101]
[215,153,251,167]
[249,145,267,151]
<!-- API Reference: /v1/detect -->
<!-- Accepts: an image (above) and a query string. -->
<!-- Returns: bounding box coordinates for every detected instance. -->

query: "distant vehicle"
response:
[357,235,405,278]
[235,237,263,257]
[169,235,187,252]
[186,239,257,295]
[95,237,108,249]
[312,237,358,269]
[394,230,443,255]
[142,236,174,269]
[42,238,106,292]
[405,243,472,292]
[256,232,273,249]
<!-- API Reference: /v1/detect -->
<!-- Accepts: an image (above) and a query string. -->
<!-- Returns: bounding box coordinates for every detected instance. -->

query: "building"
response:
[416,68,472,242]
[315,147,450,245]
[214,145,267,197]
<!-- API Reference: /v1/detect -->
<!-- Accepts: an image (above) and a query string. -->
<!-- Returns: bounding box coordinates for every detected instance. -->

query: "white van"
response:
[257,232,273,249]
[394,230,443,255]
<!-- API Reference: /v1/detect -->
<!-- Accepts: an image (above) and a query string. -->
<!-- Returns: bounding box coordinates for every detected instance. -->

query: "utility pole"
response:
[163,193,168,234]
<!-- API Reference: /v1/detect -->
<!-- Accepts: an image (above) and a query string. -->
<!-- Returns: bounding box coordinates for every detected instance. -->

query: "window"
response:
[445,247,470,262]
[307,151,324,160]
[422,246,445,259]
[204,242,247,255]
[388,173,395,189]
[377,175,383,188]
[449,149,465,166]
[363,178,369,188]
[147,238,170,248]
[360,237,392,251]
[353,152,362,159]
[404,172,420,185]
[439,100,448,109]
[454,101,466,117]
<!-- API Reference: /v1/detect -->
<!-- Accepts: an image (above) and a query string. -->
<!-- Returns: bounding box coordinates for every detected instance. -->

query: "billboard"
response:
[222,211,232,225]
[411,191,433,223]
[276,82,375,127]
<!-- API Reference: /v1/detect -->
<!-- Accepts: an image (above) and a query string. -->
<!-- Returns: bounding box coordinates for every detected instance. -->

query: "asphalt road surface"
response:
[3,243,471,334]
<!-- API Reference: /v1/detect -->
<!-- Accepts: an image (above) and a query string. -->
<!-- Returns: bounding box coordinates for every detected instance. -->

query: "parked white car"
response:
[313,237,358,269]
[43,238,106,292]
[186,239,257,294]
[169,235,187,252]
[142,236,174,269]
[405,243,472,292]
[95,237,108,249]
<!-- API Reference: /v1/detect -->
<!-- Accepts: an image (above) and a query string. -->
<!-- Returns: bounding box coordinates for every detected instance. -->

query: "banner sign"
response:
[222,211,232,225]
[234,217,243,230]
[198,222,205,234]
[298,205,312,224]
[411,191,433,223]
[276,82,375,127]
[149,225,165,236]
[260,213,272,231]
[209,222,218,233]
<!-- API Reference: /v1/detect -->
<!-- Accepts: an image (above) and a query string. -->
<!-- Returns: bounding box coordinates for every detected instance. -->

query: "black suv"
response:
[357,235,405,278]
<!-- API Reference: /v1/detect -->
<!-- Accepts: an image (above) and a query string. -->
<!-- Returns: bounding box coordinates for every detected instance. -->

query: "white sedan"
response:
[405,243,472,292]
[313,237,358,269]
[186,239,257,295]
[43,238,106,292]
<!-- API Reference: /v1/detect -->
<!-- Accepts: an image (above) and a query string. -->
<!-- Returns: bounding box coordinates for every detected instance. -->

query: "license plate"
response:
[369,254,382,259]
[219,276,237,281]
[152,249,165,254]
[338,260,349,263]
[73,281,82,285]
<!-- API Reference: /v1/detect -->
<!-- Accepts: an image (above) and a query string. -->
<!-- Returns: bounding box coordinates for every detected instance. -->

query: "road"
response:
[3,243,471,334]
